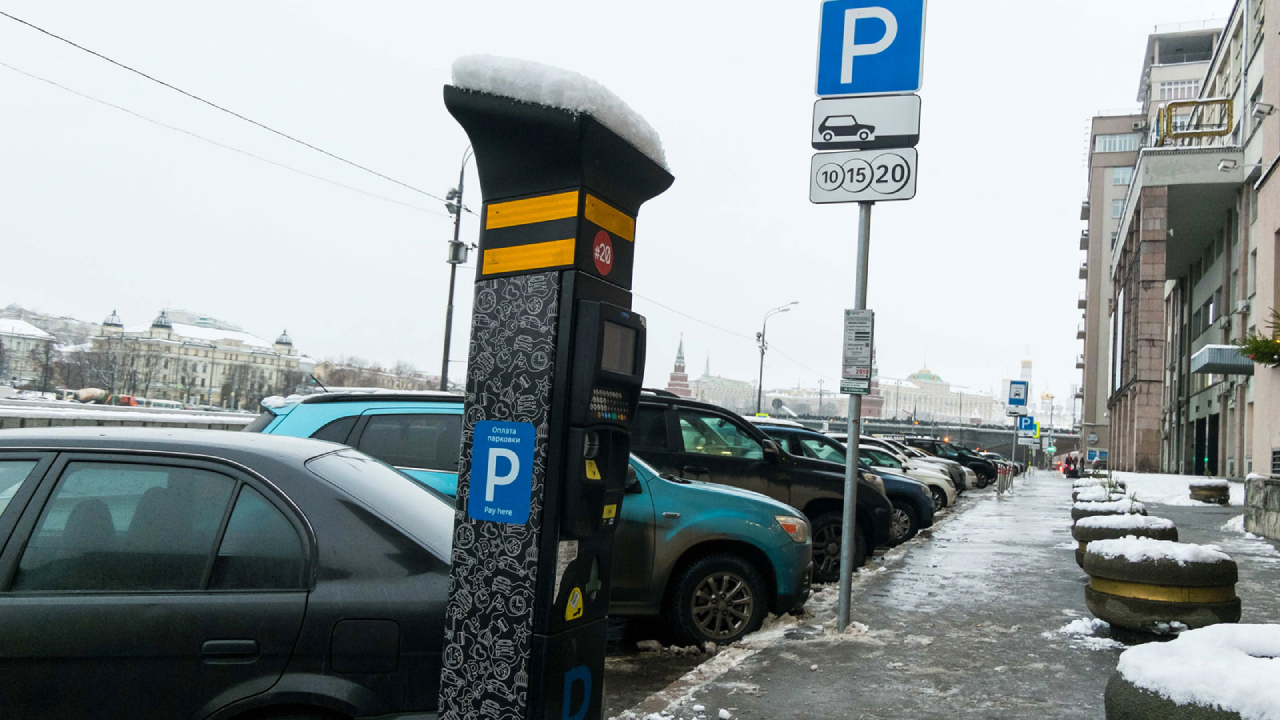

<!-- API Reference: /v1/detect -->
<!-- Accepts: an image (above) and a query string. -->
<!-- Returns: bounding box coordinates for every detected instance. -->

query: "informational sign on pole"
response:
[840,309,874,395]
[811,148,918,203]
[1007,380,1029,416]
[812,94,922,151]
[1016,415,1036,437]
[815,0,928,97]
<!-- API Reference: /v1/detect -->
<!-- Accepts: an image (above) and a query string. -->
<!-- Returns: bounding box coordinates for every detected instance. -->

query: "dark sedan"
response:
[0,427,448,720]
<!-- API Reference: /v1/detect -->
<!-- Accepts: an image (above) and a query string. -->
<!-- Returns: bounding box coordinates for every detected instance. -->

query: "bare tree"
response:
[29,343,58,393]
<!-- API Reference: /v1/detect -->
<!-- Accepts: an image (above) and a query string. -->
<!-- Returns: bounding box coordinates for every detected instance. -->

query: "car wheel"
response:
[858,130,871,140]
[822,131,833,141]
[810,513,867,582]
[888,501,919,546]
[930,487,946,513]
[667,554,768,645]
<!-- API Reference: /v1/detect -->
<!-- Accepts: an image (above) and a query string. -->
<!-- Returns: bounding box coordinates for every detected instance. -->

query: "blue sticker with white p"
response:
[468,421,535,525]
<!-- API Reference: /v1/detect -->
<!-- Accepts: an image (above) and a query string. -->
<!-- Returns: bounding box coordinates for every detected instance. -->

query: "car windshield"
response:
[306,449,454,559]
[796,434,845,463]
[862,448,902,469]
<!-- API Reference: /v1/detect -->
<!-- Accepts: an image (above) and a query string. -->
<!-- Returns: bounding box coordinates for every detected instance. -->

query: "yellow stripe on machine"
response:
[585,194,635,241]
[486,191,580,230]
[483,239,576,275]
[1089,576,1237,604]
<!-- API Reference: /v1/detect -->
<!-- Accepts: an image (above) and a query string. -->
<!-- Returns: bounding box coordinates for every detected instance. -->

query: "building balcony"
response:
[1079,262,1088,279]
[1078,294,1087,309]
[1076,354,1085,369]
[1080,230,1089,250]
[1080,200,1090,221]
[1077,324,1086,340]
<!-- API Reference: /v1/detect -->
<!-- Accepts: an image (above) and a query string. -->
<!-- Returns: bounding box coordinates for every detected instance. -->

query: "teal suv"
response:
[248,391,812,644]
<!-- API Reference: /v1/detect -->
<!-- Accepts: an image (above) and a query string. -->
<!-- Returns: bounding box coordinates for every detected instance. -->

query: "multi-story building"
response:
[876,367,1005,426]
[1079,22,1222,468]
[311,360,439,392]
[1093,3,1274,477]
[0,318,56,387]
[82,309,315,409]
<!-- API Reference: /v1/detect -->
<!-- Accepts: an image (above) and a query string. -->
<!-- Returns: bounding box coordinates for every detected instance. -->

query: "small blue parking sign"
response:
[468,420,535,525]
[816,0,927,97]
[1017,416,1036,434]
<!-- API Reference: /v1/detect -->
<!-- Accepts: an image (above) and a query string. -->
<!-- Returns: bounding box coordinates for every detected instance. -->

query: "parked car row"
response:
[0,387,1009,719]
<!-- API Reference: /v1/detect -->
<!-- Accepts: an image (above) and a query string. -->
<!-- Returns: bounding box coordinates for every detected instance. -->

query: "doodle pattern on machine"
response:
[439,271,559,719]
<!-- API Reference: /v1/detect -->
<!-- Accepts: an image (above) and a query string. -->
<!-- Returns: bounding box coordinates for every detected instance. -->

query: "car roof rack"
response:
[300,391,465,405]
[641,388,680,398]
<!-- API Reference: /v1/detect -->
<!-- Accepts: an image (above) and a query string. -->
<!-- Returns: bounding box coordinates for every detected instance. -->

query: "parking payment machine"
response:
[438,79,673,720]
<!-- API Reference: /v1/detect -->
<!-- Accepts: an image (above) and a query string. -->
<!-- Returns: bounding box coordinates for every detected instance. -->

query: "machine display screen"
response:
[601,321,637,376]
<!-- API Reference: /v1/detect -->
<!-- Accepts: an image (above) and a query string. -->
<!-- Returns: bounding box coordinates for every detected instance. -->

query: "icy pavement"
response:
[612,471,1280,719]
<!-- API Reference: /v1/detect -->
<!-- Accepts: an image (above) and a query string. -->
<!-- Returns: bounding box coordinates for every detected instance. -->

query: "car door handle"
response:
[682,465,709,477]
[662,512,681,519]
[202,639,259,663]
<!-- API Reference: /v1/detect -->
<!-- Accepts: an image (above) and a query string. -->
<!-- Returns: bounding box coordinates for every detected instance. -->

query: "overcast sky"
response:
[1,0,1233,404]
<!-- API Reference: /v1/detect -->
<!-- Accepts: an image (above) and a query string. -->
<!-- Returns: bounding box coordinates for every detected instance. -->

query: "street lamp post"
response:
[440,146,474,392]
[756,302,798,414]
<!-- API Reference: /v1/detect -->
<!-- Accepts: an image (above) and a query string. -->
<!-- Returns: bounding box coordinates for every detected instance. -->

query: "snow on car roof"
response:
[451,54,667,170]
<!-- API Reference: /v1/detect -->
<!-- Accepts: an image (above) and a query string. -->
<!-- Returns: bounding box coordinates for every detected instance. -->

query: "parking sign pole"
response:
[837,200,873,632]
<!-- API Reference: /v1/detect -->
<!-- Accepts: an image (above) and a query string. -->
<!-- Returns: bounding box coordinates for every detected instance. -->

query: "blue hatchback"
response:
[248,391,813,644]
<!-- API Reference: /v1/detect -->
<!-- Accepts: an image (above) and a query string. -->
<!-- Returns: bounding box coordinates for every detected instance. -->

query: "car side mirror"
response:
[762,439,782,462]
[625,464,641,494]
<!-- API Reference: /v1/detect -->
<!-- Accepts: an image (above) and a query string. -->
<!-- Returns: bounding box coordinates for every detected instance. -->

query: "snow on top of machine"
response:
[1087,536,1231,565]
[1075,514,1175,531]
[451,54,668,170]
[1116,624,1280,719]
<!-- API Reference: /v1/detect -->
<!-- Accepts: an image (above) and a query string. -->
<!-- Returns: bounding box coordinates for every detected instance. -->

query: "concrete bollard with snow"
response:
[1189,478,1230,505]
[1072,498,1147,523]
[1104,624,1280,719]
[1083,537,1240,633]
[1071,515,1177,569]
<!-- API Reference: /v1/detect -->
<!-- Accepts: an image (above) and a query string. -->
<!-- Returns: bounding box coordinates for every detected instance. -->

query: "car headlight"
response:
[775,515,809,543]
[860,470,886,497]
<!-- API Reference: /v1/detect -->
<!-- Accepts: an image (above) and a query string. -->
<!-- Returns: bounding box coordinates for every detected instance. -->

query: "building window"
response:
[1111,199,1125,218]
[1112,167,1134,185]
[1095,133,1142,153]
[1249,249,1258,297]
[1159,79,1201,100]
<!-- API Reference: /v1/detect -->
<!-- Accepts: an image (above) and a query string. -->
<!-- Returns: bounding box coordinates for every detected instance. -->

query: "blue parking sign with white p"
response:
[1017,416,1036,433]
[816,0,927,97]
[468,420,535,525]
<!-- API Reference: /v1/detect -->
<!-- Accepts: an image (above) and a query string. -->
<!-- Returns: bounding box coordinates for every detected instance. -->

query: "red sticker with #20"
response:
[592,230,613,276]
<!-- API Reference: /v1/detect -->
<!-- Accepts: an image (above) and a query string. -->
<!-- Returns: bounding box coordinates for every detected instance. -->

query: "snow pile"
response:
[1117,624,1280,719]
[1087,537,1232,565]
[1076,515,1175,531]
[1115,472,1245,506]
[1223,515,1248,534]
[1075,486,1129,503]
[1073,479,1104,488]
[1041,617,1125,651]
[1074,499,1146,514]
[451,55,668,169]
[1191,478,1231,489]
[1247,473,1272,482]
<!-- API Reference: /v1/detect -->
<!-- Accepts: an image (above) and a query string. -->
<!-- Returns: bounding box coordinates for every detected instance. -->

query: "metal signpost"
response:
[1004,382,1029,495]
[438,85,673,720]
[814,0,927,632]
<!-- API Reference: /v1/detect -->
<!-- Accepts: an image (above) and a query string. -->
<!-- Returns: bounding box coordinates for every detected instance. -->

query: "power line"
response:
[631,292,839,383]
[0,59,450,218]
[0,9,448,204]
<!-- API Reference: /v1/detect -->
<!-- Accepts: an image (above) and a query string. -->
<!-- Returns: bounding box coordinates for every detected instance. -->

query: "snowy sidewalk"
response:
[617,471,1280,720]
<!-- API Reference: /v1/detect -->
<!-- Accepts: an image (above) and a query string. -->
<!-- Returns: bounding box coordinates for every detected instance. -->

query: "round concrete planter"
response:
[1072,487,1128,503]
[1072,518,1178,568]
[1072,500,1147,522]
[1084,541,1240,632]
[1105,672,1240,720]
[1189,482,1230,505]
[1104,624,1280,719]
